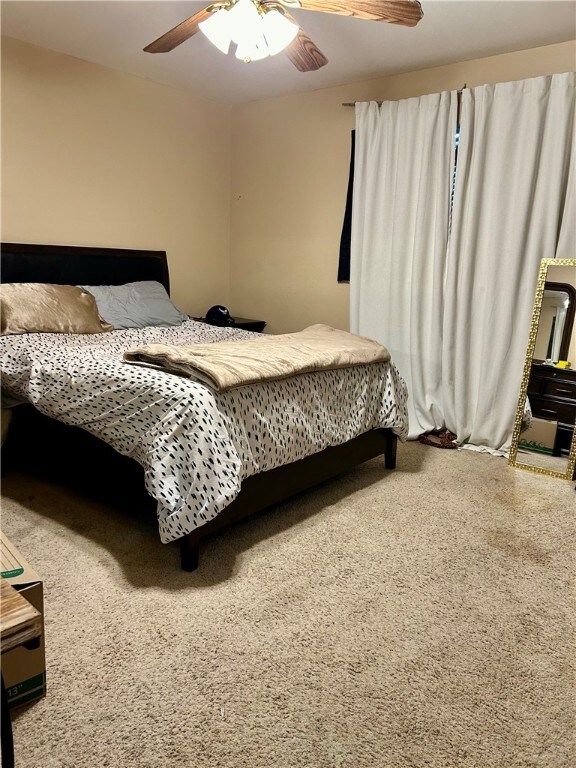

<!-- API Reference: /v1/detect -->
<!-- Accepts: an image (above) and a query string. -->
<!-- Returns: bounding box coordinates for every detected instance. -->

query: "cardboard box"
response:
[518,416,558,455]
[1,532,46,708]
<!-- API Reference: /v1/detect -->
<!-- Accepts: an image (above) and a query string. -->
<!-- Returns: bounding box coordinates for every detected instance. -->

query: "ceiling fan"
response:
[144,0,424,71]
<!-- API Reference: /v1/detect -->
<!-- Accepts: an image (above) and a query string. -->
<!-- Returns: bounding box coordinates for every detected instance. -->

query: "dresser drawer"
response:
[543,378,576,400]
[527,378,541,396]
[530,396,576,425]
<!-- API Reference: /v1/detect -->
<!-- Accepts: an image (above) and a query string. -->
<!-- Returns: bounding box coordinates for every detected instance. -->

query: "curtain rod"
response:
[342,85,467,106]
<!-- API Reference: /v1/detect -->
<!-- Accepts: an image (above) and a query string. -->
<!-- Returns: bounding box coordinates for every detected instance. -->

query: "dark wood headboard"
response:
[0,243,170,294]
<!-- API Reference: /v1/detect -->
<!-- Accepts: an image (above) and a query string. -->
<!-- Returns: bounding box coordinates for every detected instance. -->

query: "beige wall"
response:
[2,38,574,332]
[1,37,232,316]
[230,41,576,334]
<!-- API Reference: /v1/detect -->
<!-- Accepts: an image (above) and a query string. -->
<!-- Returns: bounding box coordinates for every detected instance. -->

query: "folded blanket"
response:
[124,324,390,392]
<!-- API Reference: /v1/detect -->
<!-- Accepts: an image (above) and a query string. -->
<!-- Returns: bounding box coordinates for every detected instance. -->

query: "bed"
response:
[0,243,409,570]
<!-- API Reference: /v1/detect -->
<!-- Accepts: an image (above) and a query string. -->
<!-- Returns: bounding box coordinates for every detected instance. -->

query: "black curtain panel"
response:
[337,130,355,283]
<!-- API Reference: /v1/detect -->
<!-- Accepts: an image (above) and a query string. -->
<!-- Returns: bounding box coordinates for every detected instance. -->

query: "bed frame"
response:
[1,243,398,571]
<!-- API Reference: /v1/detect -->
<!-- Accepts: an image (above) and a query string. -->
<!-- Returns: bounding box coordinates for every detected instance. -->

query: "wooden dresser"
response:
[528,363,576,456]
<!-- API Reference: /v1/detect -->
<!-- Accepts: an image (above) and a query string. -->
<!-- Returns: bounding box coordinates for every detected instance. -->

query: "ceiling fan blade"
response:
[284,28,328,72]
[144,7,214,53]
[291,0,423,25]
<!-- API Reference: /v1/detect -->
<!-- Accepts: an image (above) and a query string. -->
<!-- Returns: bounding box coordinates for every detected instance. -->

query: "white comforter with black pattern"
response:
[0,320,409,543]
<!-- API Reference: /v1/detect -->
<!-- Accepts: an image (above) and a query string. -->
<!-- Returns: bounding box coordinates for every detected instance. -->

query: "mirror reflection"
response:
[533,281,576,364]
[510,259,576,479]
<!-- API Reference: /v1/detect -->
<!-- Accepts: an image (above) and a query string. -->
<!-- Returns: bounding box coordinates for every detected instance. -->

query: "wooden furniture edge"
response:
[0,580,42,654]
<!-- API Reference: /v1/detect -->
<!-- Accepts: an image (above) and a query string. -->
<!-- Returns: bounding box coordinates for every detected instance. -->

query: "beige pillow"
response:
[0,283,113,335]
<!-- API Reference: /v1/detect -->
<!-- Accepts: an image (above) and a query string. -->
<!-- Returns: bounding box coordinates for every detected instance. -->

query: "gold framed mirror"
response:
[509,258,576,480]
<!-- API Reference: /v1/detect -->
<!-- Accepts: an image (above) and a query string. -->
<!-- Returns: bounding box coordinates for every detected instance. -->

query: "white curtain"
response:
[351,73,575,451]
[443,72,576,452]
[350,93,457,438]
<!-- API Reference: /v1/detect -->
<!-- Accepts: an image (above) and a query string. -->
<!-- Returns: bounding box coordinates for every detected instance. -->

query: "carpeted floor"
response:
[1,442,574,768]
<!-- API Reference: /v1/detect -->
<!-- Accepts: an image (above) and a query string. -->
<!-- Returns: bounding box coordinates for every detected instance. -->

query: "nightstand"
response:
[231,317,266,333]
[192,316,266,333]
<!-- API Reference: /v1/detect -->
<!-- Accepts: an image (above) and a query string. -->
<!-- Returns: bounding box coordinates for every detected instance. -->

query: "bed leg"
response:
[180,534,200,572]
[385,433,397,469]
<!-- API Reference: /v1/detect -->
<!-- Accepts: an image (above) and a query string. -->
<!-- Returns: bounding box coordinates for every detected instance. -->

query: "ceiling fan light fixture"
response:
[145,0,421,70]
[228,0,262,45]
[235,39,269,63]
[199,7,233,54]
[196,0,300,63]
[261,8,298,56]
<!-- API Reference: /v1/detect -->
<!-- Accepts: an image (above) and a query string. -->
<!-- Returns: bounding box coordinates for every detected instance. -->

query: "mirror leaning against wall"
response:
[509,258,576,480]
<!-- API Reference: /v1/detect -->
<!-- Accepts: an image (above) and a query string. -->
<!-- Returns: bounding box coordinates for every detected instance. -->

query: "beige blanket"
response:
[124,324,390,392]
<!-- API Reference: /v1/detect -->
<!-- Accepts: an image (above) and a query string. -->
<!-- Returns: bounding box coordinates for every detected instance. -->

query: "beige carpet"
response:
[1,442,574,768]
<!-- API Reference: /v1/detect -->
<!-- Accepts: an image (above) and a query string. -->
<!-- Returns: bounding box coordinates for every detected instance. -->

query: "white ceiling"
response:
[1,0,575,104]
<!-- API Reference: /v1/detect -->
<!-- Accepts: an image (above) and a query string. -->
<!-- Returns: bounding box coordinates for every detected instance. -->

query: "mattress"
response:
[0,320,409,543]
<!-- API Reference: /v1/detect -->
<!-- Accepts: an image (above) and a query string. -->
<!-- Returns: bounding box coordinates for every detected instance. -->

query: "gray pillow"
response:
[80,281,187,330]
